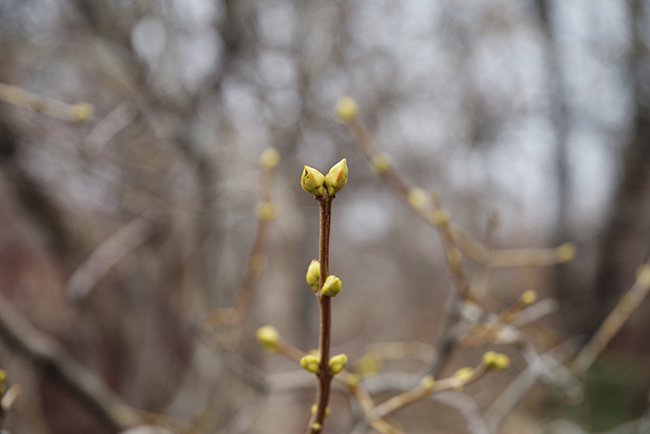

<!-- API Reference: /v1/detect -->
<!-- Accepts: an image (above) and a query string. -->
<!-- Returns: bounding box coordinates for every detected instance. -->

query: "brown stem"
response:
[308,196,334,433]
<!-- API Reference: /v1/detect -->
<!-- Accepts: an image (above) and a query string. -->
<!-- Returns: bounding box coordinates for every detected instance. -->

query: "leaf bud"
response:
[306,260,321,293]
[407,188,429,210]
[300,354,321,374]
[556,242,576,262]
[256,326,280,352]
[321,275,342,297]
[260,148,280,169]
[324,158,348,196]
[371,153,391,175]
[520,290,537,306]
[329,353,348,375]
[482,351,510,370]
[71,103,93,122]
[335,96,358,123]
[301,165,325,196]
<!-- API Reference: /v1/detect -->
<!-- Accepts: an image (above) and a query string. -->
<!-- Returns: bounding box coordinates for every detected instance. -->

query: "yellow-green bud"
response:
[321,275,342,297]
[335,96,358,123]
[407,188,429,210]
[433,210,449,227]
[301,165,325,196]
[300,354,321,374]
[311,405,330,416]
[556,242,576,262]
[324,158,348,196]
[311,422,322,432]
[306,259,321,293]
[329,353,348,375]
[520,290,537,306]
[255,201,277,220]
[371,153,391,175]
[71,102,93,122]
[256,326,280,352]
[260,148,280,169]
[482,351,510,370]
[453,367,474,390]
[345,373,361,387]
[357,355,381,378]
[420,375,435,392]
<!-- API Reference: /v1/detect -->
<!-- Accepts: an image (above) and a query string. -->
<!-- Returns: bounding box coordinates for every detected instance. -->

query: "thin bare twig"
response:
[0,291,141,432]
[431,392,490,434]
[84,102,137,152]
[67,217,157,301]
[0,384,21,428]
[572,261,650,376]
[485,342,576,432]
[344,115,574,272]
[368,363,489,421]
[199,153,278,330]
[0,82,93,122]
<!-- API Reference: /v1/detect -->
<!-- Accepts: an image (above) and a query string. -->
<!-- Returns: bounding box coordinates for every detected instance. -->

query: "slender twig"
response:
[362,341,434,365]
[84,102,137,152]
[368,363,489,421]
[270,335,401,433]
[199,153,277,330]
[572,261,650,376]
[0,384,21,428]
[308,195,334,434]
[427,293,463,376]
[0,291,141,431]
[67,217,157,301]
[0,82,93,122]
[344,116,573,271]
[431,392,490,434]
[485,343,575,432]
[345,375,404,434]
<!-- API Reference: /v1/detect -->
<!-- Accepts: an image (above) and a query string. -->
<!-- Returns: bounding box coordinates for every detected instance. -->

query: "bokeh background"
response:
[0,0,649,433]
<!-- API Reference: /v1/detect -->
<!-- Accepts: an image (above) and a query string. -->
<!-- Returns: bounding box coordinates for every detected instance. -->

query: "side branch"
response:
[0,292,141,432]
[572,261,650,375]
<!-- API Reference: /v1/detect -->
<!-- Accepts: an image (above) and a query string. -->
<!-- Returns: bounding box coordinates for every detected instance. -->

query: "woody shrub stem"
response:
[309,195,334,433]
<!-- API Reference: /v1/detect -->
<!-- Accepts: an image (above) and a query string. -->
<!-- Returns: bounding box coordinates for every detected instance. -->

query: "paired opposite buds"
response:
[300,159,348,197]
[311,405,330,416]
[300,353,348,376]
